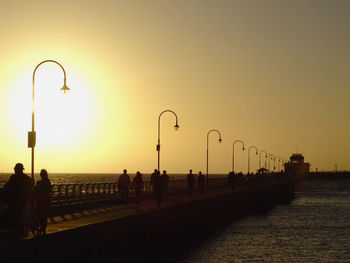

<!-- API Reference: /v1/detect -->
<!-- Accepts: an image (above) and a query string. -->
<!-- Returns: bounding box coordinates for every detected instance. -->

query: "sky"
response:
[0,0,349,174]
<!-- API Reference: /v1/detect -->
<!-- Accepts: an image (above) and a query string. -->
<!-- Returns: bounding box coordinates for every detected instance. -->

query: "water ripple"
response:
[182,179,350,263]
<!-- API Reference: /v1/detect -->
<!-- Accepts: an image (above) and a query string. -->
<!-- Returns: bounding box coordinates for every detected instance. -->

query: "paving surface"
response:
[46,187,231,233]
[0,187,232,244]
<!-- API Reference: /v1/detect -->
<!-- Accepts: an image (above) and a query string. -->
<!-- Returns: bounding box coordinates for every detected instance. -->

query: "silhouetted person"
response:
[228,171,237,193]
[133,171,144,204]
[154,170,162,208]
[187,169,195,196]
[34,169,52,235]
[161,170,169,200]
[2,163,33,239]
[150,169,158,193]
[118,169,130,201]
[198,171,205,193]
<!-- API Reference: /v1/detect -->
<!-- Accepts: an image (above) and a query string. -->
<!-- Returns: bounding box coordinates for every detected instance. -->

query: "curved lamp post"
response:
[272,155,278,172]
[206,129,222,188]
[281,158,288,171]
[259,150,267,169]
[276,156,281,171]
[266,153,273,172]
[29,60,70,184]
[232,140,245,172]
[248,146,258,174]
[157,110,179,172]
[267,153,276,172]
[281,160,284,171]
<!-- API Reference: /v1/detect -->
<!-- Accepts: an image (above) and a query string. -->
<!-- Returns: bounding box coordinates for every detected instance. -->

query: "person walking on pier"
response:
[154,170,162,208]
[133,171,144,204]
[161,170,169,200]
[118,169,130,202]
[1,163,33,239]
[187,169,195,196]
[150,169,158,193]
[198,171,205,193]
[34,169,52,235]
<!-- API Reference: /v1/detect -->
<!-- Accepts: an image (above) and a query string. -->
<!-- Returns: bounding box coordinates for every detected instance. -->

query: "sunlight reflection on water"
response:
[0,173,211,185]
[182,179,350,263]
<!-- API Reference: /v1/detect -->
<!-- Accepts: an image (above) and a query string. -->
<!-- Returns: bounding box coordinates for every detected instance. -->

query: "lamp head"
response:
[242,146,245,151]
[219,138,222,143]
[174,123,180,131]
[60,80,70,94]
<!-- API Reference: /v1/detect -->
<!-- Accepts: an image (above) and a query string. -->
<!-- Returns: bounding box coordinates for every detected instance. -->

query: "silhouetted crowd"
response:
[117,169,207,208]
[0,163,52,239]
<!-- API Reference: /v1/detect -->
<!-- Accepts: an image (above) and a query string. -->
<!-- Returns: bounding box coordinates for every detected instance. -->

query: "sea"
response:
[180,178,350,262]
[0,173,232,186]
[0,173,118,186]
[0,173,189,186]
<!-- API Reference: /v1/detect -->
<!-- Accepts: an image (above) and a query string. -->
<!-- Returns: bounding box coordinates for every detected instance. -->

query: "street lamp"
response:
[29,60,70,184]
[206,129,222,188]
[259,150,267,169]
[248,146,258,174]
[232,140,245,173]
[276,156,281,171]
[281,158,288,171]
[156,110,179,171]
[272,155,277,172]
[266,153,272,171]
[267,153,275,172]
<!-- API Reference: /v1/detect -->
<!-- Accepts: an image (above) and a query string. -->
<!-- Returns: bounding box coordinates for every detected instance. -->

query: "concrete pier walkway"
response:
[0,186,232,245]
[46,187,233,235]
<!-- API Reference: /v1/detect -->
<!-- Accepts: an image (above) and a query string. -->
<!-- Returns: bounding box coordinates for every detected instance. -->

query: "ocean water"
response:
[0,173,219,186]
[0,173,121,186]
[181,179,350,263]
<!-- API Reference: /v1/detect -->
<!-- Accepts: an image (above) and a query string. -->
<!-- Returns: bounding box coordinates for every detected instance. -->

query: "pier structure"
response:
[0,172,295,262]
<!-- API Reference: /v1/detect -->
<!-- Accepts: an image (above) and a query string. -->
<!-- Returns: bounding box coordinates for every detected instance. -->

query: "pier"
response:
[0,173,295,262]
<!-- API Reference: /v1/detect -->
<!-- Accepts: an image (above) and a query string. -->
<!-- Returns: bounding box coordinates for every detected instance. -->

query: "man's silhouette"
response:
[2,163,33,238]
[154,170,162,208]
[161,170,169,200]
[198,171,205,192]
[118,169,130,201]
[133,171,144,204]
[150,169,158,193]
[187,169,195,196]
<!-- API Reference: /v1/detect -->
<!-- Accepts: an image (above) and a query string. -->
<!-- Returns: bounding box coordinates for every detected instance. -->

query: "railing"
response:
[0,173,293,210]
[48,178,227,206]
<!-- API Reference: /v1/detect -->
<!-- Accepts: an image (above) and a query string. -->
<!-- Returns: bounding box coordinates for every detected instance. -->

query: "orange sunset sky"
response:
[0,0,349,174]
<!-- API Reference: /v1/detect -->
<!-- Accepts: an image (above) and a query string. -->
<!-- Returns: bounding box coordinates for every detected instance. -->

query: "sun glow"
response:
[5,63,95,151]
